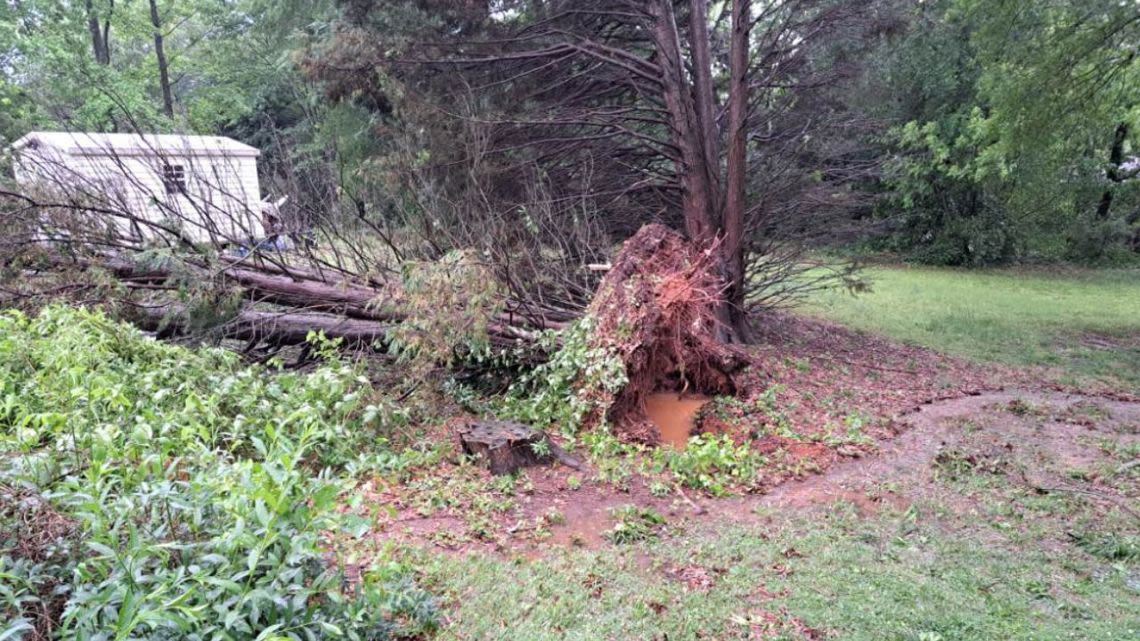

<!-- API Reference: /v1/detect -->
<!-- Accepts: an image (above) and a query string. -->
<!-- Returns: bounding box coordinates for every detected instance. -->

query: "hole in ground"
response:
[644,391,710,449]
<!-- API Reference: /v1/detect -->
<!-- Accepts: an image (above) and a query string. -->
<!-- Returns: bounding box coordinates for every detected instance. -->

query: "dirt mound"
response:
[586,224,745,442]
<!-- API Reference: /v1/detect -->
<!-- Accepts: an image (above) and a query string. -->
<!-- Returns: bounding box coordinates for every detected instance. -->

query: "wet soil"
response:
[347,388,1139,559]
[539,390,1140,550]
[644,392,709,448]
[343,314,1139,557]
[750,390,1140,516]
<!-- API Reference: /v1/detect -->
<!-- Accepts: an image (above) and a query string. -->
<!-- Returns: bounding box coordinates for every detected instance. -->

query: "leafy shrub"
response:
[652,434,767,497]
[0,306,437,640]
[879,118,1022,266]
[387,249,503,370]
[497,318,627,435]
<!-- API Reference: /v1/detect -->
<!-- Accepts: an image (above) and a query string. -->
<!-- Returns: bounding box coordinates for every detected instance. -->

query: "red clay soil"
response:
[730,311,1015,436]
[340,312,1036,555]
[339,308,1137,558]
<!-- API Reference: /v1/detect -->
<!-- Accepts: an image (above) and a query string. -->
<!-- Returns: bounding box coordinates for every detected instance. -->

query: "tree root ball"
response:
[585,224,747,442]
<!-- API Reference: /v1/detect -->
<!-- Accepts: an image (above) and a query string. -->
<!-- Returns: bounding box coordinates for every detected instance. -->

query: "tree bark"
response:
[650,0,717,246]
[92,253,566,343]
[149,0,175,119]
[456,421,558,475]
[134,304,393,345]
[1095,122,1129,219]
[650,0,746,342]
[85,0,112,65]
[723,0,752,337]
[687,0,723,217]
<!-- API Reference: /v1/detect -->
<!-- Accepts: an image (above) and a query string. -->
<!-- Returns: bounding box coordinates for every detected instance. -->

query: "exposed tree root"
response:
[585,224,747,442]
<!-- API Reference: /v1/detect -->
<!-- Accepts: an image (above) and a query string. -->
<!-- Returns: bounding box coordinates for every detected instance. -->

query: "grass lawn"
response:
[424,511,1137,641]
[801,265,1140,389]
[413,392,1140,640]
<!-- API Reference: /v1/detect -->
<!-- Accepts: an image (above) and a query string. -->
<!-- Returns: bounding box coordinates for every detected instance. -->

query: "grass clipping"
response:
[586,224,743,443]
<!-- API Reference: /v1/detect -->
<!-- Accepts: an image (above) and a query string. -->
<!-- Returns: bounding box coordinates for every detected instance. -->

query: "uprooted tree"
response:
[586,224,745,436]
[307,0,881,337]
[1,0,887,438]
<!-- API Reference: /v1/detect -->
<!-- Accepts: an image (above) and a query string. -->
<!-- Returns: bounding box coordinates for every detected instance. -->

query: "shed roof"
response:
[10,132,260,158]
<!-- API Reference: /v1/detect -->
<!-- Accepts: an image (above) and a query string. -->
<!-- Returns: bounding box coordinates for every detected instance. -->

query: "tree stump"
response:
[457,421,578,475]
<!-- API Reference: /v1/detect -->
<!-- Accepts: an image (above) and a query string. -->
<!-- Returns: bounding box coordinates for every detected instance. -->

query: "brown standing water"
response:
[644,392,710,449]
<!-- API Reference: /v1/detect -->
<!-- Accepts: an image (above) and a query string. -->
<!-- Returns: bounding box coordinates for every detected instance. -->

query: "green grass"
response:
[421,497,1138,640]
[802,265,1140,388]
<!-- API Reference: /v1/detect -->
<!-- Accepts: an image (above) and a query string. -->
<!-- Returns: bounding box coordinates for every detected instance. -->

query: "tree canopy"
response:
[1,0,1137,281]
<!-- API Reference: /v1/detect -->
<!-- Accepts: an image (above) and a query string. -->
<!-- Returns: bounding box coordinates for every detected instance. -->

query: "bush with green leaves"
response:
[0,306,437,640]
[387,249,504,371]
[652,434,768,497]
[496,318,627,436]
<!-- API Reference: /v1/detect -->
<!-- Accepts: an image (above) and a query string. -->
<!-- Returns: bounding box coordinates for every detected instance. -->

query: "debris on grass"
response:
[605,505,666,544]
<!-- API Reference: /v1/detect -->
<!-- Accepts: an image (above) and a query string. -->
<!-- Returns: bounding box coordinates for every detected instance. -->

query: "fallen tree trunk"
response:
[101,255,397,320]
[99,254,568,333]
[132,303,393,345]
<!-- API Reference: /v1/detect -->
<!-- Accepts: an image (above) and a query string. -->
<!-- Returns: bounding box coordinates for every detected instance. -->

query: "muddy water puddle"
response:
[644,392,710,448]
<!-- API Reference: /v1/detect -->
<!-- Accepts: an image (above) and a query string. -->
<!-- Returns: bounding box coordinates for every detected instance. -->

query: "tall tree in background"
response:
[0,0,322,137]
[148,0,174,118]
[968,0,1139,256]
[85,0,113,65]
[874,0,1139,264]
[308,0,882,339]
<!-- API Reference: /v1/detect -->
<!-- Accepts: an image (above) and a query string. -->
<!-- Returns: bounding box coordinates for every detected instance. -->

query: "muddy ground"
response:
[340,314,1138,557]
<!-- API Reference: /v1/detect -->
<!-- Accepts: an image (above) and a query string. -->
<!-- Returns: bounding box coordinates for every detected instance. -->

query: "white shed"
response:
[10,131,263,244]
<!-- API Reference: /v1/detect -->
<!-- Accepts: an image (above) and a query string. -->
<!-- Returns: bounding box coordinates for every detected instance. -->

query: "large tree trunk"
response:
[650,0,718,246]
[687,0,723,217]
[723,0,752,338]
[86,253,566,345]
[148,0,175,118]
[133,304,393,346]
[85,0,112,66]
[1096,122,1129,219]
[651,0,742,343]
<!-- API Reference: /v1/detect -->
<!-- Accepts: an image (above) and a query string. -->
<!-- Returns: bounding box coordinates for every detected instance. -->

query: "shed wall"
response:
[15,145,262,243]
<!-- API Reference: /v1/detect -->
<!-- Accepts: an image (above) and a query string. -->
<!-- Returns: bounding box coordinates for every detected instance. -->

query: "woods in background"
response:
[1,0,1137,281]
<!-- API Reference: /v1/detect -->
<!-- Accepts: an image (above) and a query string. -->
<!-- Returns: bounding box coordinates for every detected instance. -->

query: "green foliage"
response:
[0,306,437,640]
[871,0,1140,264]
[604,506,665,545]
[0,0,333,137]
[883,116,1017,266]
[710,386,797,439]
[387,249,503,369]
[652,434,768,497]
[497,318,627,435]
